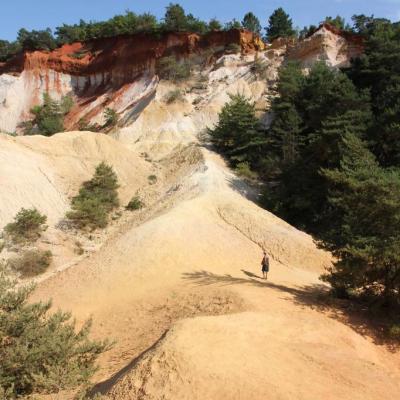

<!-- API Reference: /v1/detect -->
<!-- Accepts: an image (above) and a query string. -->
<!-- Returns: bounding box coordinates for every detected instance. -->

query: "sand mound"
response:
[108,312,400,400]
[10,48,399,400]
[0,131,150,228]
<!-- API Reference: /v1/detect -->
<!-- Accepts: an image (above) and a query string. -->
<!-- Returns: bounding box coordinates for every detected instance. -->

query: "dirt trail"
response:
[31,147,400,400]
[8,53,399,399]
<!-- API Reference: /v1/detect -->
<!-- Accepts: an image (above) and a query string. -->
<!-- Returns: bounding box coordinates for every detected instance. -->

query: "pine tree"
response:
[66,162,120,229]
[348,18,400,167]
[323,16,347,30]
[320,134,400,305]
[242,12,262,35]
[208,18,222,31]
[265,8,295,42]
[163,3,187,31]
[0,267,110,397]
[264,62,372,232]
[208,94,265,168]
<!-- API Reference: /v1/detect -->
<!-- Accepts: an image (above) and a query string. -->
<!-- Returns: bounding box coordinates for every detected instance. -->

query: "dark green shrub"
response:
[7,249,52,278]
[66,162,120,229]
[242,12,262,35]
[164,89,183,104]
[148,175,157,185]
[67,198,109,229]
[157,56,192,81]
[4,208,47,244]
[265,7,295,41]
[103,108,119,129]
[0,266,110,398]
[24,93,74,136]
[208,94,265,169]
[126,196,144,211]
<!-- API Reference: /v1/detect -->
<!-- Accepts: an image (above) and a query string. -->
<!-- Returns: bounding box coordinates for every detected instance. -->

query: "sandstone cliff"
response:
[0,29,264,133]
[0,25,363,134]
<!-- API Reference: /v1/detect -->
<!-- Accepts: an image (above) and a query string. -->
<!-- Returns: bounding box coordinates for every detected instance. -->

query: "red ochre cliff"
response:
[0,25,362,134]
[0,29,264,132]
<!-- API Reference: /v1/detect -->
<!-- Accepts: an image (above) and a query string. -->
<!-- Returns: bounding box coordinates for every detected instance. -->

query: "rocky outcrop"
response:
[286,24,364,68]
[0,24,363,134]
[0,29,264,133]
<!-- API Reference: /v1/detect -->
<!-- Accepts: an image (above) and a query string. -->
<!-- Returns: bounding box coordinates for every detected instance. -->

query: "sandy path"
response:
[30,147,400,399]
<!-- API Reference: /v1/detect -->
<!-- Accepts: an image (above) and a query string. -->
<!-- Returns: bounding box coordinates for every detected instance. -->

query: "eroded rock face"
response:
[0,24,363,134]
[286,24,364,68]
[0,29,264,133]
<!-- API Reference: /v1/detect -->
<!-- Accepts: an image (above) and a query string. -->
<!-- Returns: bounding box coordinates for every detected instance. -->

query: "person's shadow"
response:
[241,269,262,279]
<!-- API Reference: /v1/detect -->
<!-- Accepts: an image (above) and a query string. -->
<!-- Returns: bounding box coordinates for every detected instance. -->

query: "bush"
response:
[157,56,192,81]
[8,249,52,278]
[103,107,119,129]
[67,198,110,229]
[23,93,74,136]
[164,89,183,104]
[4,208,47,244]
[225,43,241,54]
[126,196,144,211]
[0,266,110,397]
[148,175,157,185]
[66,162,120,230]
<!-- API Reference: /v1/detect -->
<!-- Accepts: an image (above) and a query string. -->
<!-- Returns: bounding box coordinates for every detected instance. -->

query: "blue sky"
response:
[1,0,400,40]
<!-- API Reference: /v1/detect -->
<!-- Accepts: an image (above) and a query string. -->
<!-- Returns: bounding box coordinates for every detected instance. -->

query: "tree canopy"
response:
[242,12,262,35]
[265,7,295,42]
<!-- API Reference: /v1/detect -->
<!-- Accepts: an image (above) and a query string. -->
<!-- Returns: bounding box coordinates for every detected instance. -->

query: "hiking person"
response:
[261,251,269,280]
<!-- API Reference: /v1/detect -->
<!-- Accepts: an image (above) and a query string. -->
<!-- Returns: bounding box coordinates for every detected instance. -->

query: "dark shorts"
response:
[262,265,269,272]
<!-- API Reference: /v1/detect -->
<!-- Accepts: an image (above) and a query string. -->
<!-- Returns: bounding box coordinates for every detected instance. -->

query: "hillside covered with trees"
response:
[209,15,400,311]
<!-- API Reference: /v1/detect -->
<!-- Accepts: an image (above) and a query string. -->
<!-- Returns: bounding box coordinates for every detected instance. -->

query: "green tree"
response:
[242,12,262,35]
[323,16,347,30]
[103,107,119,128]
[136,13,158,32]
[4,208,47,244]
[163,3,187,31]
[24,93,73,136]
[157,55,191,81]
[0,266,110,398]
[208,94,266,168]
[265,62,305,176]
[186,14,208,34]
[0,40,20,62]
[298,25,317,39]
[264,62,372,231]
[320,134,400,305]
[224,19,242,30]
[208,18,222,31]
[66,162,120,229]
[265,8,295,42]
[17,28,56,51]
[348,18,400,167]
